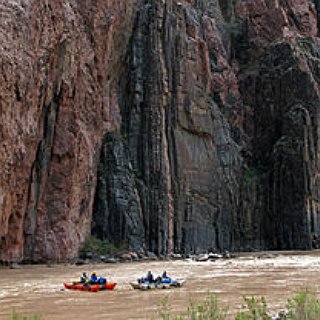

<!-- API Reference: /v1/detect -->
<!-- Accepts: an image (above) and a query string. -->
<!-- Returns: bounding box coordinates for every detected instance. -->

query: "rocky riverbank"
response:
[75,250,232,265]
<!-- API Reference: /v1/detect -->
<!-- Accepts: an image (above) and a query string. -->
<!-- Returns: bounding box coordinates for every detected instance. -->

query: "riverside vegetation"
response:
[80,236,119,256]
[158,289,320,320]
[9,312,41,320]
[8,289,320,319]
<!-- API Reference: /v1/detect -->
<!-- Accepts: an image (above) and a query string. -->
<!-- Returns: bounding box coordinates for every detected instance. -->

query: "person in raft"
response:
[137,270,155,284]
[160,271,171,283]
[80,272,88,283]
[89,272,107,285]
[90,272,98,284]
[155,271,171,283]
[146,270,154,283]
[98,276,107,284]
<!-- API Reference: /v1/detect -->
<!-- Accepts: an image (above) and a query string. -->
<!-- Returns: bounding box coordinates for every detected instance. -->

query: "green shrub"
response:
[80,236,118,255]
[235,297,271,320]
[286,289,320,320]
[10,311,42,320]
[186,294,228,320]
[158,293,228,320]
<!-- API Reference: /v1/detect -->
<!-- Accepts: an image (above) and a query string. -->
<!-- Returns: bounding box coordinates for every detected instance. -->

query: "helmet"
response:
[92,272,96,275]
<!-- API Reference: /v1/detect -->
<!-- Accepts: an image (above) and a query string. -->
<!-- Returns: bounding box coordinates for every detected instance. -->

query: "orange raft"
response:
[64,282,117,292]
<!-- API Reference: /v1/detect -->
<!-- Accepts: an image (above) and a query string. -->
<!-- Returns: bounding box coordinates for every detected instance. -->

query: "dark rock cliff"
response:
[2,0,320,262]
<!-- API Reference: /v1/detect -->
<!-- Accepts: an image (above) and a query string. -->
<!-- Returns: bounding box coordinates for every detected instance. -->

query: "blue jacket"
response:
[146,273,154,282]
[99,277,107,284]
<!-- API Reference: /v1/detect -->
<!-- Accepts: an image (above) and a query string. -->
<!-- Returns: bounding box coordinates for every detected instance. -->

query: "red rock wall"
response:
[0,0,137,262]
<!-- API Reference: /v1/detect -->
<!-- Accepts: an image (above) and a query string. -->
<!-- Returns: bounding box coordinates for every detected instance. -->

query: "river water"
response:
[1,251,320,319]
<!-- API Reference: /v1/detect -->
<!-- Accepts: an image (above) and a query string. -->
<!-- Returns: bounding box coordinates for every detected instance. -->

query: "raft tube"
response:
[64,282,117,292]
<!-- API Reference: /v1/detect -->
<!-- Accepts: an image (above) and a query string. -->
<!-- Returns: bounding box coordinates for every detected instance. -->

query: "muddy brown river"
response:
[1,251,320,319]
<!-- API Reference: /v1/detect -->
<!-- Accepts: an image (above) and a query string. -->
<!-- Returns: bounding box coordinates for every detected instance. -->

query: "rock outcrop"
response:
[1,0,320,262]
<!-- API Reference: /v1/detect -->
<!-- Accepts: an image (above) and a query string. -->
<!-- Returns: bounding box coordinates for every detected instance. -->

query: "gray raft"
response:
[130,279,185,290]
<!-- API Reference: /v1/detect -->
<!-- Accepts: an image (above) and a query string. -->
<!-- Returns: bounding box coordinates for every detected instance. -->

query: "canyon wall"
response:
[0,0,138,262]
[1,0,320,261]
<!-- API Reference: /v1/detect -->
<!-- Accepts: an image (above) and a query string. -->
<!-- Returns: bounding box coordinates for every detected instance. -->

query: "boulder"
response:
[104,257,119,264]
[196,254,209,262]
[119,253,132,262]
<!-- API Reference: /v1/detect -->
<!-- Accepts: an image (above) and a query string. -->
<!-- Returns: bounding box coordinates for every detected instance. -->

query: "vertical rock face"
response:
[95,0,244,255]
[235,0,320,250]
[2,0,320,262]
[93,133,144,251]
[94,0,320,254]
[0,0,137,262]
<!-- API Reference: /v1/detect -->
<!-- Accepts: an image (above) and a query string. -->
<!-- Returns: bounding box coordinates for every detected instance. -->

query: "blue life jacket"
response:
[90,274,98,283]
[99,277,107,284]
[147,273,154,283]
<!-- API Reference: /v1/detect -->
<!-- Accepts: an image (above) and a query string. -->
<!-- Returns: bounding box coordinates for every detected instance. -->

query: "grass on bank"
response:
[235,296,271,320]
[8,290,320,320]
[287,289,320,320]
[158,289,320,320]
[10,311,41,320]
[159,295,228,320]
[80,235,118,255]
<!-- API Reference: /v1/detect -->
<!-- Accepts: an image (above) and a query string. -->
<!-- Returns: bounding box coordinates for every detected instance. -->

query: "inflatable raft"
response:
[130,279,185,290]
[64,282,116,292]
